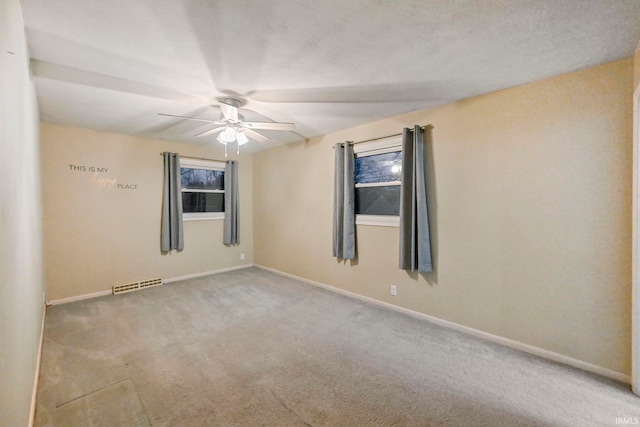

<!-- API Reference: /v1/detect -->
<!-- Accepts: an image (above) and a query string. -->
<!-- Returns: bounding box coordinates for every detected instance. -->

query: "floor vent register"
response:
[112,278,163,295]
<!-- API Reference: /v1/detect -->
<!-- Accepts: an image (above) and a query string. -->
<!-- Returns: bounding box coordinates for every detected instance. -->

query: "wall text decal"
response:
[69,164,108,173]
[68,164,138,190]
[91,174,138,190]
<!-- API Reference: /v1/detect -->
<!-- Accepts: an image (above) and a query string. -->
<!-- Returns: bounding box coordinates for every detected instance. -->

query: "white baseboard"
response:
[29,303,46,427]
[163,264,253,284]
[47,289,112,306]
[46,264,254,306]
[255,264,631,384]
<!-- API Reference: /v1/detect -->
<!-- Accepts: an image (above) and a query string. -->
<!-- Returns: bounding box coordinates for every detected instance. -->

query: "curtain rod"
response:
[334,124,433,148]
[159,153,222,162]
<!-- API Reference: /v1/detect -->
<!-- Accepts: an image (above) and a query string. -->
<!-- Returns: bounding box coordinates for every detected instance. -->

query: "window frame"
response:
[353,135,402,228]
[180,157,226,221]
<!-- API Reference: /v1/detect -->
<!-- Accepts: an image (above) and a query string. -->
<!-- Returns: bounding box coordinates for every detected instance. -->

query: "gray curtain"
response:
[161,152,184,252]
[224,160,239,245]
[332,142,356,260]
[399,126,432,272]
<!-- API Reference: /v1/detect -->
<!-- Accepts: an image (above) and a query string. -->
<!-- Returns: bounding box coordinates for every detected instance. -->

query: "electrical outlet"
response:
[390,285,398,296]
[240,253,245,260]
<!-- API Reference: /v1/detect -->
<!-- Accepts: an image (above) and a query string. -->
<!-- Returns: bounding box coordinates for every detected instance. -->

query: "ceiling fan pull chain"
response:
[225,143,228,158]
[237,143,240,155]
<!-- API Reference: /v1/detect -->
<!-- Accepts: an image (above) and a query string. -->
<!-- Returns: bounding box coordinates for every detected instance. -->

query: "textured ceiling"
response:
[21,0,640,151]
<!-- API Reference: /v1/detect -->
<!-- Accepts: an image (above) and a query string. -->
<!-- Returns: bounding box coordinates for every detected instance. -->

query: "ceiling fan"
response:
[158,98,295,155]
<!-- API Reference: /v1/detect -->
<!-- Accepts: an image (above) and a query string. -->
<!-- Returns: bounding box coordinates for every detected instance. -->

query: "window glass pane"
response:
[182,192,225,213]
[355,151,402,184]
[180,168,224,190]
[355,186,400,216]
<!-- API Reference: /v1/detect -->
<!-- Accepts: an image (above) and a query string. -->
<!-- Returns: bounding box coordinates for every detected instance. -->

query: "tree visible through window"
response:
[355,151,402,216]
[180,158,226,220]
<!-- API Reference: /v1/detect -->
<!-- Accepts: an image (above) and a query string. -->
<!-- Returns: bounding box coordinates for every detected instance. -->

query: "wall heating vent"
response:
[113,278,162,295]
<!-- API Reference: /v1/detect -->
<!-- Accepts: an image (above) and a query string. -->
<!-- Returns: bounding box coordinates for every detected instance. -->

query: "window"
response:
[354,136,402,227]
[180,157,226,220]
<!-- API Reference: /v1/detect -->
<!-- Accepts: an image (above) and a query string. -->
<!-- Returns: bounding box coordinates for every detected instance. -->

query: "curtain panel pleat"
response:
[161,152,184,252]
[224,160,239,245]
[399,126,432,272]
[332,142,356,260]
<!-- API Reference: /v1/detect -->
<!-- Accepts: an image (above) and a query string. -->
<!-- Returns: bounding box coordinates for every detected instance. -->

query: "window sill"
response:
[356,215,399,227]
[183,213,225,221]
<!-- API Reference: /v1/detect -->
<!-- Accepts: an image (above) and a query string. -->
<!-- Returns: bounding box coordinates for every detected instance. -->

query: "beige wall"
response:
[41,123,253,300]
[633,42,640,391]
[635,42,640,91]
[0,0,45,425]
[254,58,634,375]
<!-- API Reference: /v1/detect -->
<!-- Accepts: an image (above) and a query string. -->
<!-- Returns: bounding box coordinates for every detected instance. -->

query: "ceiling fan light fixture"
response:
[217,126,236,144]
[236,131,249,146]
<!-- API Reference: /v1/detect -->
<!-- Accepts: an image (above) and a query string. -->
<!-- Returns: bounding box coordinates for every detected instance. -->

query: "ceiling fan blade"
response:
[196,127,225,138]
[158,113,216,123]
[220,102,238,122]
[244,129,271,143]
[242,121,296,131]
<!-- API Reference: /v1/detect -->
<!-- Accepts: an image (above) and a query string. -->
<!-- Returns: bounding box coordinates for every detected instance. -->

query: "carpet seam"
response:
[55,378,130,408]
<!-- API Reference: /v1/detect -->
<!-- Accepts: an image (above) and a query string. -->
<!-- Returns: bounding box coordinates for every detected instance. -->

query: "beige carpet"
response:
[35,267,640,426]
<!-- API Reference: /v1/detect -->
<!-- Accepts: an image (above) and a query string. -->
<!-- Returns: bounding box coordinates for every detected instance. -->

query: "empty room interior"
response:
[4,0,640,425]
